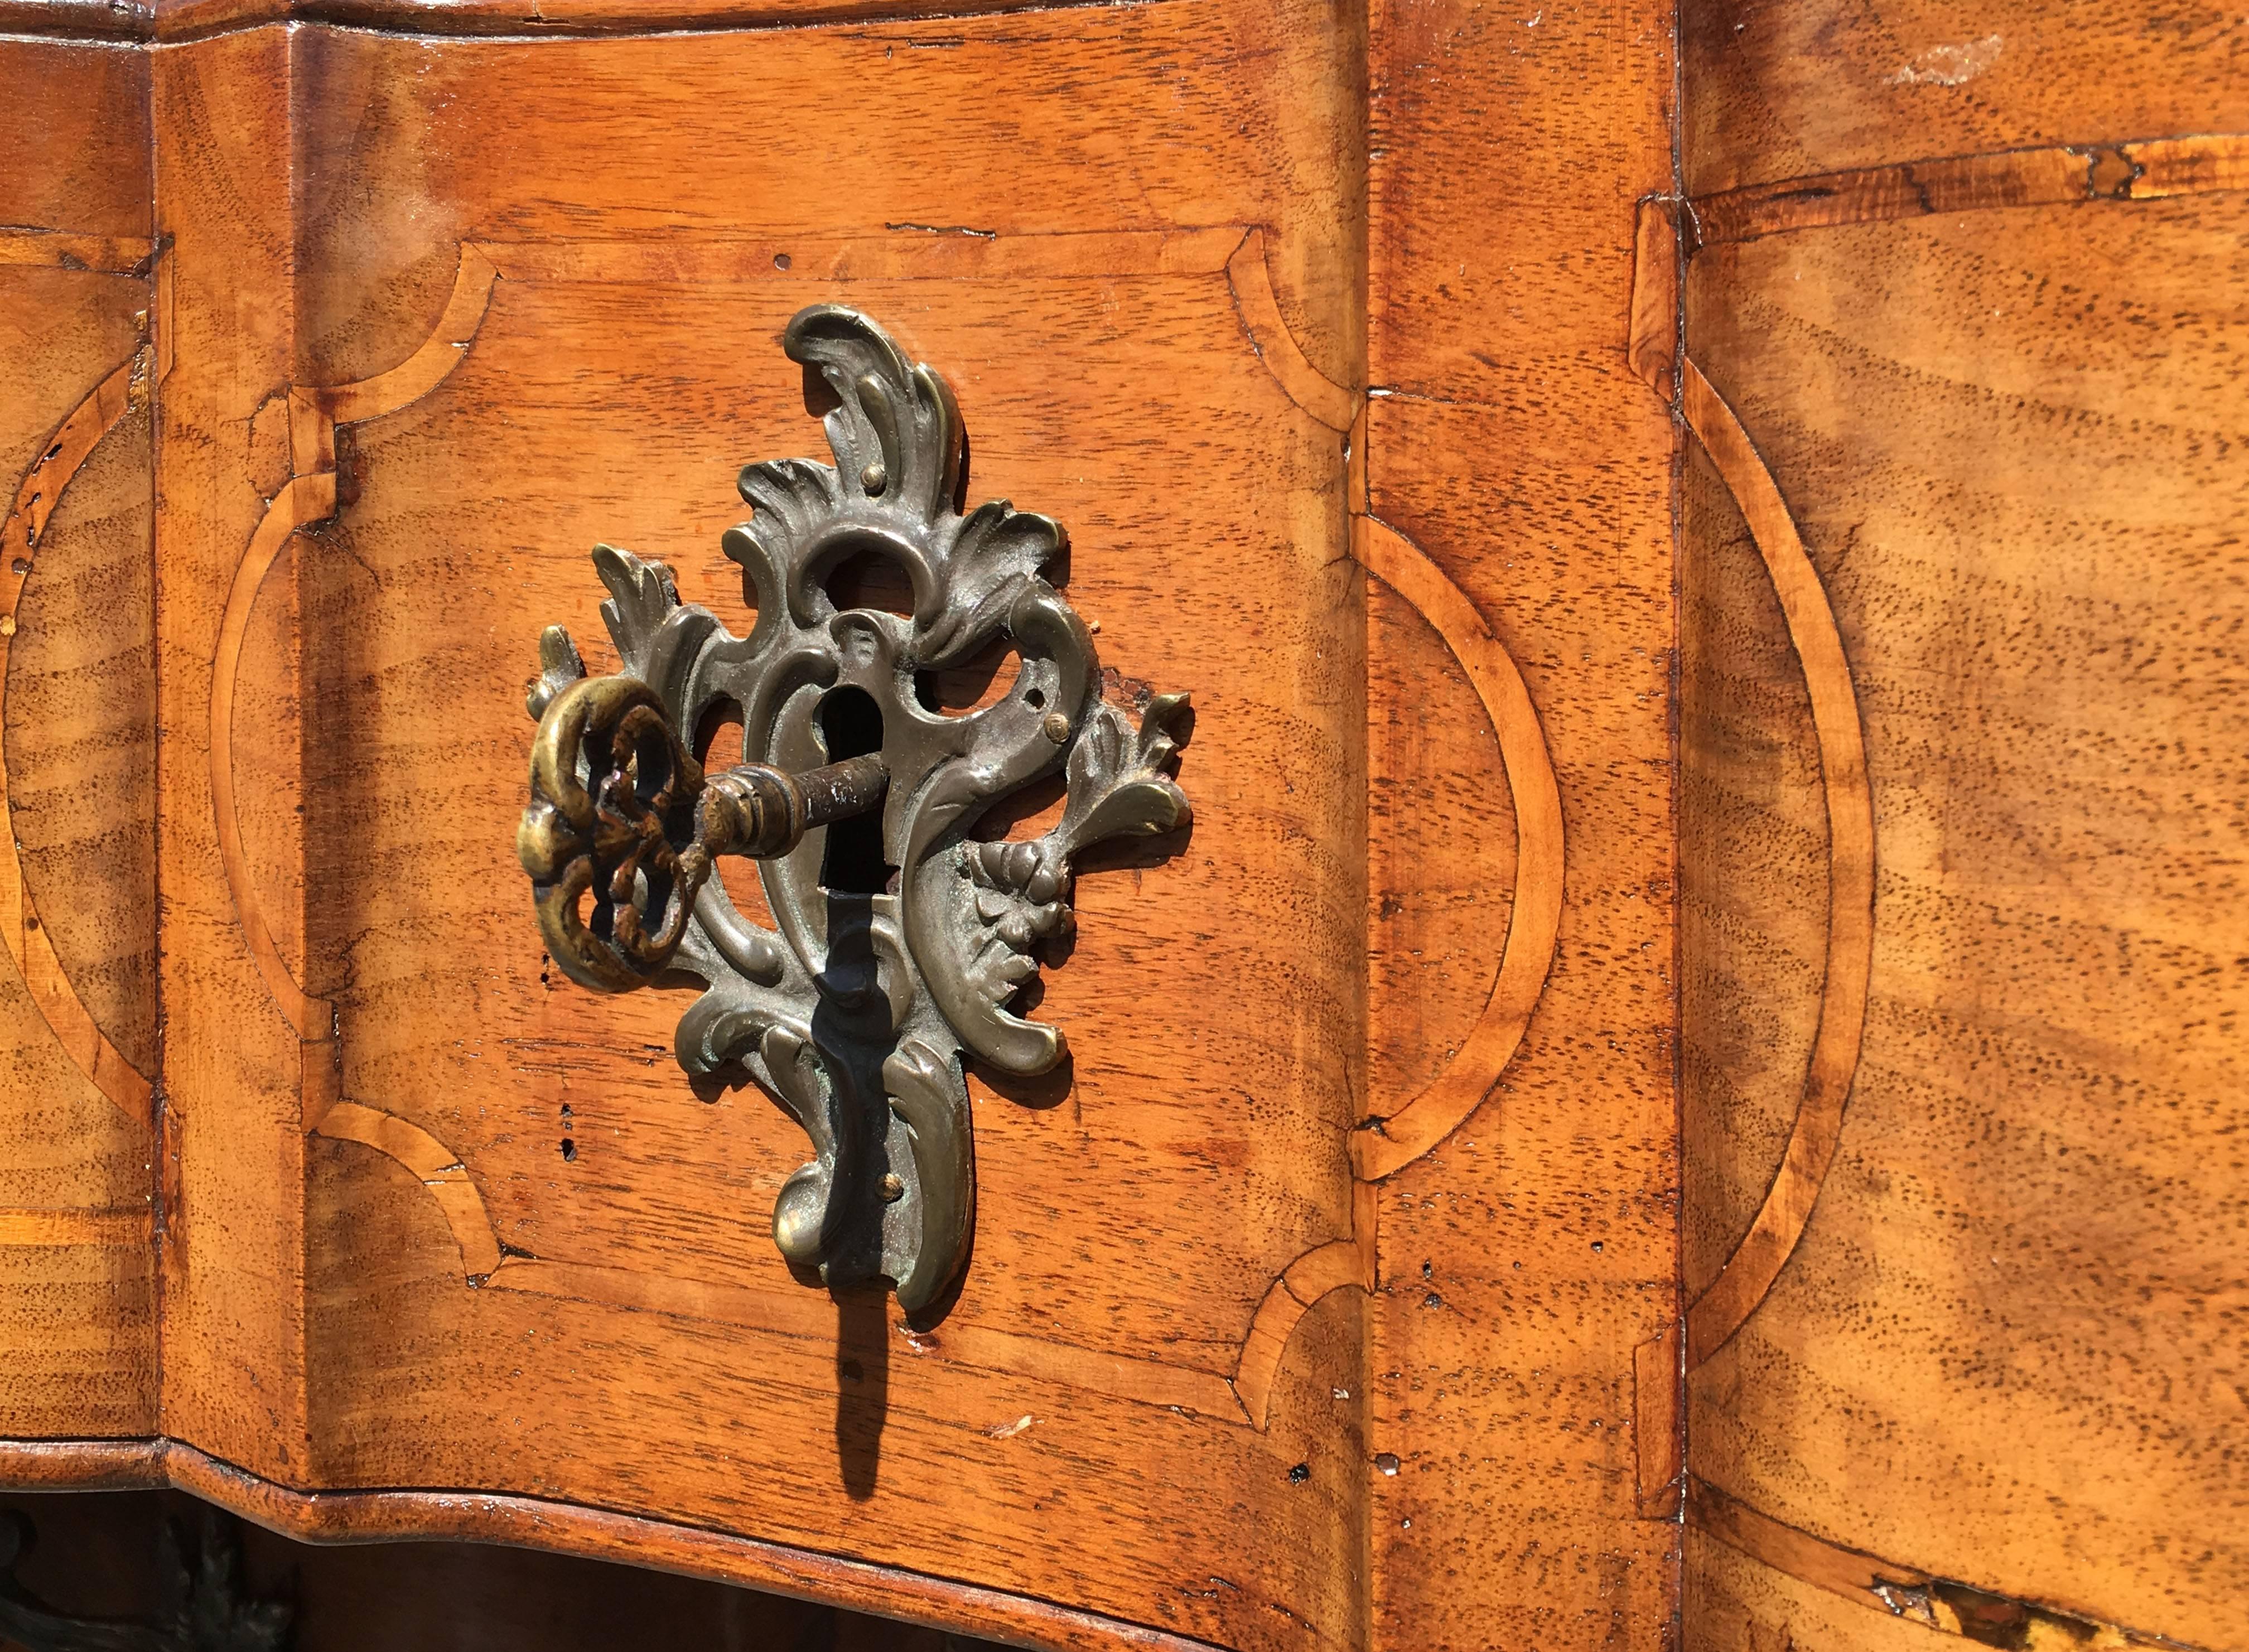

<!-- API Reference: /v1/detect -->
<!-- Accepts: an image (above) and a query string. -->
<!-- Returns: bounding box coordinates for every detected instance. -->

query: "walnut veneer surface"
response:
[0,1,2240,1648]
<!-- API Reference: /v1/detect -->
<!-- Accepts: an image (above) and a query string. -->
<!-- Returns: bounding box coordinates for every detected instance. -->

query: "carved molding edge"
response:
[0,1437,1216,1652]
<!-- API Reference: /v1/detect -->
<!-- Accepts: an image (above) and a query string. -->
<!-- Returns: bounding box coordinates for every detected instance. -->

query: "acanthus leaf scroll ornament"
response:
[519,306,1191,1313]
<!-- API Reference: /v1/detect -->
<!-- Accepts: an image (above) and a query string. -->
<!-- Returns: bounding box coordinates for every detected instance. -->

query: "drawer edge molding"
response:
[0,1436,1229,1652]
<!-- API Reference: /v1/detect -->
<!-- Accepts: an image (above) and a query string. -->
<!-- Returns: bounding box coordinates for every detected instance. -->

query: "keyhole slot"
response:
[817,687,894,895]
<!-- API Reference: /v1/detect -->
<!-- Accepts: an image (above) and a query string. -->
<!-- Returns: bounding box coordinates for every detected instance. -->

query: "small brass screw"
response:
[860,461,888,495]
[880,1172,906,1202]
[1042,712,1070,744]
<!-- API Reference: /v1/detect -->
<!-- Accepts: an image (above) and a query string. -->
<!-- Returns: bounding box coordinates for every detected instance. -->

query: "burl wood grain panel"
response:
[1680,7,2249,1647]
[137,11,1376,1649]
[1365,0,1682,1645]
[0,40,157,1441]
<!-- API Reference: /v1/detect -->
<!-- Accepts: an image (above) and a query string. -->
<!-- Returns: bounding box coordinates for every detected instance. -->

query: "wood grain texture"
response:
[1680,7,2249,1646]
[137,10,1377,1651]
[1364,0,1683,1644]
[0,40,157,1446]
[1682,1,2249,198]
[4,2,2232,1646]
[150,22,315,1483]
[0,41,151,239]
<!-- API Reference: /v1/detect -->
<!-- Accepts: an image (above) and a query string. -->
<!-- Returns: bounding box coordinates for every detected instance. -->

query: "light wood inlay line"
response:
[210,243,497,1046]
[0,349,155,1126]
[316,245,498,426]
[1689,1477,2205,1649]
[1234,510,1563,1428]
[310,1101,502,1278]
[1232,1181,1376,1429]
[1689,131,2249,249]
[1225,227,1359,432]
[1349,516,1566,1182]
[0,229,156,277]
[207,470,339,1043]
[1677,360,1875,1371]
[484,1258,1248,1423]
[480,226,1244,287]
[1232,514,1565,1420]
[0,1207,149,1247]
[1624,208,1874,1396]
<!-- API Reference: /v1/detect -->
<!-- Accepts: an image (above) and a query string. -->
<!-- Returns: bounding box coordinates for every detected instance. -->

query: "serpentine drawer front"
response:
[3,6,2245,1651]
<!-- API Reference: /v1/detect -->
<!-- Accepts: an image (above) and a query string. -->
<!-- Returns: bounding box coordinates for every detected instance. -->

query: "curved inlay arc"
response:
[1676,361,1875,1370]
[1626,191,1879,1380]
[207,245,499,1252]
[0,349,154,1125]
[1233,518,1566,1428]
[1224,228,1359,432]
[1348,516,1567,1182]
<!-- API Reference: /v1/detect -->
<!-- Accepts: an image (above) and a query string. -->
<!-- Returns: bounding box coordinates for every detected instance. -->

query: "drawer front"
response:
[0,4,1685,1649]
[163,15,1373,1648]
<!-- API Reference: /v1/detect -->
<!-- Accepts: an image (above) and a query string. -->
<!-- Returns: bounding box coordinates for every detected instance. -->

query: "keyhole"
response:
[817,687,894,895]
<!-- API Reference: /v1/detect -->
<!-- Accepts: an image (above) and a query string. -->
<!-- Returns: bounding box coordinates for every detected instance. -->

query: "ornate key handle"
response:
[517,306,1190,1313]
[519,656,890,992]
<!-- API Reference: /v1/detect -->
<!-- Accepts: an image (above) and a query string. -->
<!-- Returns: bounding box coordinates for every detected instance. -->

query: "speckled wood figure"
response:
[518,306,1191,1314]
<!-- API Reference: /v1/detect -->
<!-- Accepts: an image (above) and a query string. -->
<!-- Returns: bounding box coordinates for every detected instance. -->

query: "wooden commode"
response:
[0,3,2241,1648]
